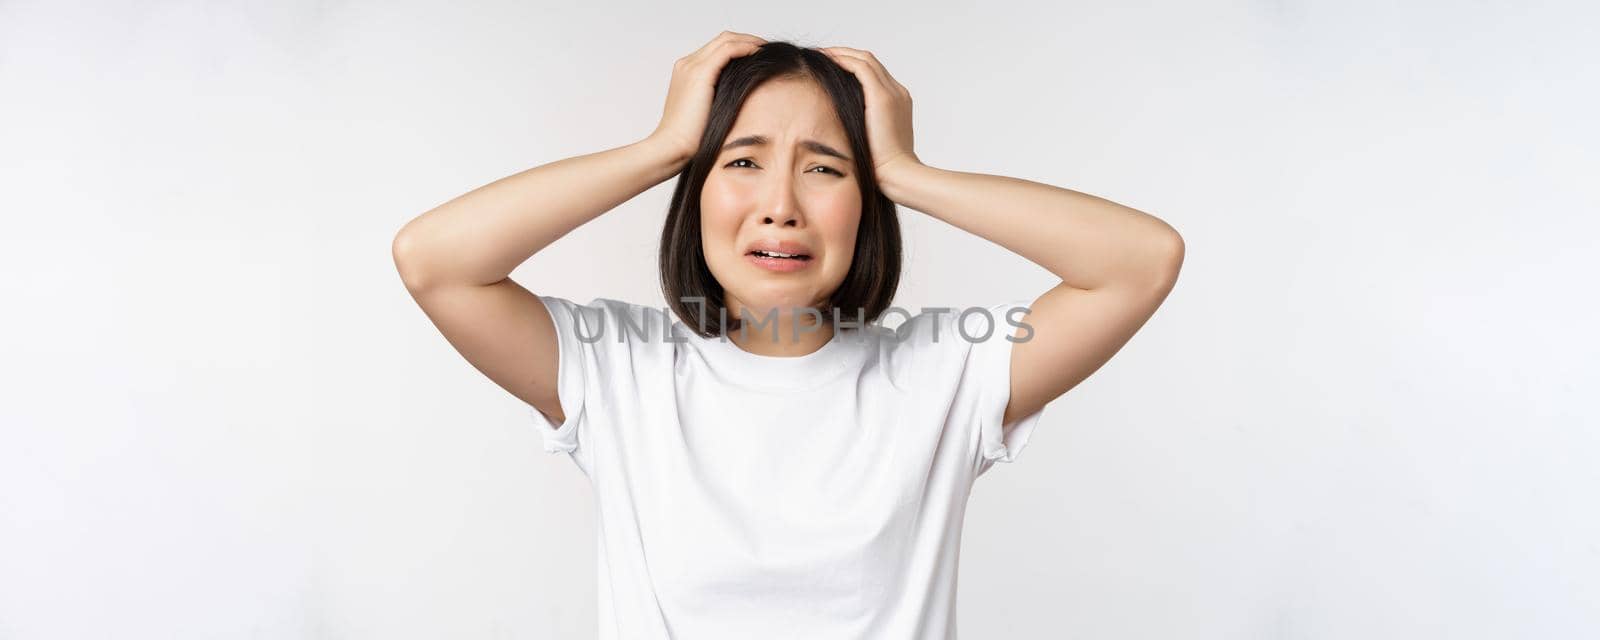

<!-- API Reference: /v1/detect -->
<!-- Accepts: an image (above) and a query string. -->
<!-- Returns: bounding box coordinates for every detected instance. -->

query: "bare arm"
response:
[823,46,1185,429]
[391,31,766,425]
[392,137,687,291]
[390,137,686,423]
[881,162,1184,427]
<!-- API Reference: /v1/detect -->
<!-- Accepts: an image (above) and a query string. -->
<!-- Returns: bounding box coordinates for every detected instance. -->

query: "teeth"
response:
[753,250,805,259]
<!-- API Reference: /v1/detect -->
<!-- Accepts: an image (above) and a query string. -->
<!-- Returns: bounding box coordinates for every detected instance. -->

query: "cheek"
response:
[699,174,748,222]
[808,188,863,252]
[698,177,745,245]
[807,183,860,215]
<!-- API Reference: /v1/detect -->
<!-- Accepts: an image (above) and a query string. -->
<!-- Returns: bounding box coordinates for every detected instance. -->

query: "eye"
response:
[722,157,846,177]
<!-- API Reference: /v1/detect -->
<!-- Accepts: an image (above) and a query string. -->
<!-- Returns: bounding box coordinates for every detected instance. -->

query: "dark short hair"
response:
[658,41,903,339]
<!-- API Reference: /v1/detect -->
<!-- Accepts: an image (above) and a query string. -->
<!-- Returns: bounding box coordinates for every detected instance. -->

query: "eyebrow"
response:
[720,134,853,163]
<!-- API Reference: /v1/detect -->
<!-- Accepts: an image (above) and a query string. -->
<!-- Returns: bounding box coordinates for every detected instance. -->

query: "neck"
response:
[725,302,836,357]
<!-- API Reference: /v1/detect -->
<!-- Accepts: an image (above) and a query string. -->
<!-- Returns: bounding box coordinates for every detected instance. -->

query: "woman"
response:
[393,31,1183,639]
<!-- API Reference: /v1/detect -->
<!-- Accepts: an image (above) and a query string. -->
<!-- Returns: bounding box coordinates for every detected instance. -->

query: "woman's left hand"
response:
[820,46,922,184]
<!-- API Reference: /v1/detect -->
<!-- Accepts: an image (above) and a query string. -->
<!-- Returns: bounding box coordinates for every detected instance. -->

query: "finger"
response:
[825,47,906,96]
[708,30,764,48]
[685,37,765,73]
[713,38,763,56]
[712,39,765,65]
[821,49,894,100]
[689,32,765,62]
[695,35,760,57]
[822,47,895,96]
[717,34,766,53]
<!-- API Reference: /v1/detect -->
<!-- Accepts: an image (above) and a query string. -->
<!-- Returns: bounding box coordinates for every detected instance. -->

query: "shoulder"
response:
[538,295,679,354]
[878,301,1035,375]
[871,306,966,389]
[887,302,1024,349]
[538,294,651,318]
[539,295,669,326]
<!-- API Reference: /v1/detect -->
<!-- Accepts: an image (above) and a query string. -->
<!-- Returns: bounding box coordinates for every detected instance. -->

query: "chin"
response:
[729,284,825,312]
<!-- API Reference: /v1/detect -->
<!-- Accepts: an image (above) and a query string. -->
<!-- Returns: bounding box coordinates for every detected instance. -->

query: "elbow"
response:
[1132,226,1185,293]
[1161,228,1185,271]
[391,224,435,293]
[1152,229,1185,289]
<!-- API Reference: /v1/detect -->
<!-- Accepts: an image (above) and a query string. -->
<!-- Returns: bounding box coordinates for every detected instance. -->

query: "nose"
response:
[759,165,805,228]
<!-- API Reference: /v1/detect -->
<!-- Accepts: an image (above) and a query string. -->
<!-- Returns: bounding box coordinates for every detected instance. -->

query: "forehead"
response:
[727,77,845,140]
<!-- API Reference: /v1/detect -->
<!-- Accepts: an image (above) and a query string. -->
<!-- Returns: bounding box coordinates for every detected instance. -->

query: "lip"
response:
[743,238,815,273]
[746,252,813,273]
[743,238,815,258]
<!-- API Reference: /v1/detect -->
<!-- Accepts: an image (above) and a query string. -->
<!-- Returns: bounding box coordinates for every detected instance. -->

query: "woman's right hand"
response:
[648,31,767,164]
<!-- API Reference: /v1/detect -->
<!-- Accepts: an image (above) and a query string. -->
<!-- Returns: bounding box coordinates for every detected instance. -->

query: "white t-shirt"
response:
[528,295,1047,639]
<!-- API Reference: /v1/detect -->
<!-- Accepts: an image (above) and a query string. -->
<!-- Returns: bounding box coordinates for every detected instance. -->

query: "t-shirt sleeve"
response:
[961,299,1047,477]
[527,294,621,457]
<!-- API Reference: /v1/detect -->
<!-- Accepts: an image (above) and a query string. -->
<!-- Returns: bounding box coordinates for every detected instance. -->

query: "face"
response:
[700,76,863,322]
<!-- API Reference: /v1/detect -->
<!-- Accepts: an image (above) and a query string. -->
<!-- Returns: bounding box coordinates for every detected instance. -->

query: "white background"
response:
[2,1,1596,638]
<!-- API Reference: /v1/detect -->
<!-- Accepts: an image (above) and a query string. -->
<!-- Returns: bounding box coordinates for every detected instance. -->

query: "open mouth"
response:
[746,249,812,261]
